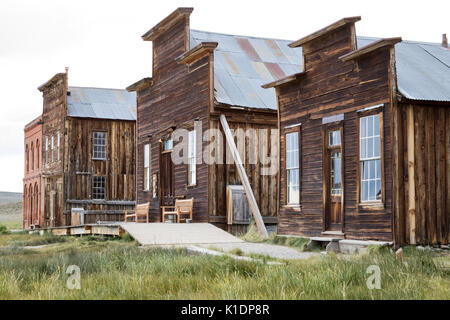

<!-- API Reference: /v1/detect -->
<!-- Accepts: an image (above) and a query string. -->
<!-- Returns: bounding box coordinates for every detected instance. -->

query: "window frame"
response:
[357,108,385,210]
[51,135,54,163]
[143,143,151,191]
[57,131,60,161]
[187,129,197,187]
[45,136,48,164]
[284,126,301,207]
[92,131,107,160]
[92,176,106,200]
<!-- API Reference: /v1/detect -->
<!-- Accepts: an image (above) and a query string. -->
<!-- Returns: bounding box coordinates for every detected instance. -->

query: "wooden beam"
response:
[289,16,361,48]
[339,37,402,62]
[141,7,193,41]
[176,42,218,65]
[126,77,153,92]
[261,72,305,89]
[407,104,416,244]
[220,114,269,238]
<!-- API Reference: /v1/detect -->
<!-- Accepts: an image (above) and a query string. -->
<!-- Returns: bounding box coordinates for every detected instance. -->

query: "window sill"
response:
[284,204,302,212]
[92,158,107,161]
[187,184,197,189]
[358,202,384,211]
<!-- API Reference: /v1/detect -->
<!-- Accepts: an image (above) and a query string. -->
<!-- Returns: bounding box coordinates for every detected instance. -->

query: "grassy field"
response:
[0,191,23,230]
[0,231,448,300]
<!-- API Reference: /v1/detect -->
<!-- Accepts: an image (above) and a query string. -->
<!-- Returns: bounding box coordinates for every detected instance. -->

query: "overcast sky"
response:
[0,0,448,192]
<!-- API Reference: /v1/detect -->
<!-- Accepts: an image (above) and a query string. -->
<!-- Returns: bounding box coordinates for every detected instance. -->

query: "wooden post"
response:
[220,114,268,238]
[407,105,416,244]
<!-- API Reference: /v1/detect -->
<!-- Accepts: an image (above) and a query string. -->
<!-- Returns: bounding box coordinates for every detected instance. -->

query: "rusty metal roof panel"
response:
[191,29,303,110]
[67,87,136,120]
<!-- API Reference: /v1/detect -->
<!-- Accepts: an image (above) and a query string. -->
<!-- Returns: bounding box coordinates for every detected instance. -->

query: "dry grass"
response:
[0,232,448,300]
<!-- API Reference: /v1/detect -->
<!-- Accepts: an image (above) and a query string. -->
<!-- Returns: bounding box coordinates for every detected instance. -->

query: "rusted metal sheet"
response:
[190,29,303,110]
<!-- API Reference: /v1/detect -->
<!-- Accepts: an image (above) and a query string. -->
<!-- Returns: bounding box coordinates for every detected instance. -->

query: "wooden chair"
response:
[162,198,194,223]
[124,202,150,223]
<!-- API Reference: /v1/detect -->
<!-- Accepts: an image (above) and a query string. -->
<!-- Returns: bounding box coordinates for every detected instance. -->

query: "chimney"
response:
[442,34,448,48]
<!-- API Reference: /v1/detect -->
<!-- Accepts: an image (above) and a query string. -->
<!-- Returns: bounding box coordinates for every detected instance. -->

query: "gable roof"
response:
[190,30,302,110]
[67,87,137,121]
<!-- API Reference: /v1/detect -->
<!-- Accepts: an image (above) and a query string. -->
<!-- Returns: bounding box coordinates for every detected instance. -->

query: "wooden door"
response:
[324,129,343,232]
[160,137,174,208]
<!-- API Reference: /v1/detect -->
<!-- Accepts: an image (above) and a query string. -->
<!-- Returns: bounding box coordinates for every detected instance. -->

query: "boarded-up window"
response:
[286,132,300,204]
[144,144,150,191]
[93,176,106,200]
[359,114,382,202]
[188,130,196,186]
[93,131,106,160]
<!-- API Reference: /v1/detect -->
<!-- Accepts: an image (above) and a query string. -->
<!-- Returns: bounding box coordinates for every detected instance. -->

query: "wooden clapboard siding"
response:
[277,22,394,241]
[135,11,279,227]
[136,15,210,223]
[393,103,450,245]
[63,117,136,225]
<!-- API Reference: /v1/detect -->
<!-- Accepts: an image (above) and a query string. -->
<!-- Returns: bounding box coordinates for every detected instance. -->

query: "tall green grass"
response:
[0,237,448,299]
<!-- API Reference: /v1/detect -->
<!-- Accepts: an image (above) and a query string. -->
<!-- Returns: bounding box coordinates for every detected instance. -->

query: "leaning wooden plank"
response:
[220,114,268,238]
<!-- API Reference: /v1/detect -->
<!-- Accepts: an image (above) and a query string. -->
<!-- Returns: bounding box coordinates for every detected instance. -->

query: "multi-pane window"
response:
[163,137,173,151]
[329,130,342,195]
[26,145,29,173]
[93,131,106,160]
[188,130,196,186]
[31,143,34,170]
[360,114,382,202]
[144,144,150,191]
[36,142,39,169]
[286,132,300,204]
[92,176,106,200]
[51,136,54,162]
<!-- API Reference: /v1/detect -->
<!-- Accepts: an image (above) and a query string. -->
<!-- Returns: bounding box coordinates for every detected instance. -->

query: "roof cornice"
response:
[176,42,218,64]
[126,77,153,92]
[289,16,361,48]
[340,37,402,61]
[142,7,193,41]
[262,72,306,89]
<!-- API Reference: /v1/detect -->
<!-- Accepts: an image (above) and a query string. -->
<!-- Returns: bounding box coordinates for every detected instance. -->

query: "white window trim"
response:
[187,130,196,186]
[144,144,150,191]
[286,131,300,205]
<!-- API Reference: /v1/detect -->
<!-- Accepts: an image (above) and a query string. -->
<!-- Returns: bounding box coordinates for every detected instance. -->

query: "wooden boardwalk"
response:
[120,223,243,246]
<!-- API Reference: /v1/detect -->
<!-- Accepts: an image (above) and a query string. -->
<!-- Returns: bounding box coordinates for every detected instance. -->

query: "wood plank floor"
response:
[120,223,244,246]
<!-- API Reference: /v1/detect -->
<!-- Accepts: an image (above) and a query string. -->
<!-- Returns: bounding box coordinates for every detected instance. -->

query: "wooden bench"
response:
[162,198,194,223]
[124,202,150,223]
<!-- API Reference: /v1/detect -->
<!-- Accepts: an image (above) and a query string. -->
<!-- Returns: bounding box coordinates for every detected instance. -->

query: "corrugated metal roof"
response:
[67,87,137,120]
[190,30,303,110]
[191,30,450,108]
[357,36,450,102]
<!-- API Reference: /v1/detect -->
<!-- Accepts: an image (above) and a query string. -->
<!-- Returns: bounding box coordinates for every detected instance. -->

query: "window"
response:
[51,136,54,162]
[57,132,60,161]
[36,140,39,169]
[31,142,34,171]
[45,137,48,164]
[286,131,300,204]
[359,114,382,202]
[93,131,106,160]
[188,130,196,186]
[328,130,342,195]
[163,137,173,151]
[26,145,29,173]
[92,176,106,200]
[144,144,150,191]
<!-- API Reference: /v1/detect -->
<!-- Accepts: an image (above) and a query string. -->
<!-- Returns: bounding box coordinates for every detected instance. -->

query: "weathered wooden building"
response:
[264,17,450,245]
[23,116,43,228]
[128,8,302,230]
[35,69,136,227]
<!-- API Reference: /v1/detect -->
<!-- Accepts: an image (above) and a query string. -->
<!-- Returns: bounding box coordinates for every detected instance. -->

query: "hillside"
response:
[0,192,22,205]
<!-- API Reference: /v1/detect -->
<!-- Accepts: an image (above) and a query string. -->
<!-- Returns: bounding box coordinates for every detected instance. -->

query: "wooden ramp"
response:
[120,223,244,246]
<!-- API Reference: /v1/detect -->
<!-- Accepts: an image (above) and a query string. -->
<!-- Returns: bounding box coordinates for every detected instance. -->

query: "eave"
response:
[126,77,153,92]
[339,37,402,61]
[289,16,361,48]
[141,7,193,41]
[176,42,218,64]
[261,72,306,89]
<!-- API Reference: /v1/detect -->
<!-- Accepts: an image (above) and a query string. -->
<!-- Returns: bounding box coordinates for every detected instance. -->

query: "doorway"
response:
[323,127,344,233]
[160,136,174,211]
